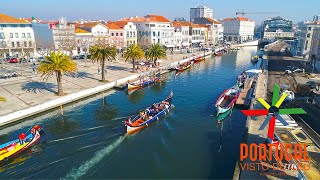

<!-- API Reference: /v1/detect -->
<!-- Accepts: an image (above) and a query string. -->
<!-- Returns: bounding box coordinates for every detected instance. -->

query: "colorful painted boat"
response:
[0,126,42,162]
[215,87,239,116]
[236,70,248,88]
[175,62,191,72]
[251,55,259,63]
[193,57,205,63]
[124,91,173,134]
[214,52,223,57]
[127,74,160,90]
[216,108,233,122]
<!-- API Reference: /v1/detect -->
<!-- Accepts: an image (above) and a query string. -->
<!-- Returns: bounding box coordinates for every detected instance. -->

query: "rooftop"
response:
[0,13,30,24]
[223,17,254,22]
[121,14,170,23]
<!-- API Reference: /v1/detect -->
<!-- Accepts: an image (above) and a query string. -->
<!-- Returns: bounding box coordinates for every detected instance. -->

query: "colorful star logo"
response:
[241,84,306,139]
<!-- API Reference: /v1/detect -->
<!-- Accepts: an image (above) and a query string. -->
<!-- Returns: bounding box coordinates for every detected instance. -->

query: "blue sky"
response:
[1,0,319,24]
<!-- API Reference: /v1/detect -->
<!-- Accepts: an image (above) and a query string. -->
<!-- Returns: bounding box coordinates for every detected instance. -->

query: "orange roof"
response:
[0,13,29,24]
[107,21,128,28]
[172,21,201,28]
[223,17,253,22]
[105,23,122,30]
[77,22,99,28]
[205,18,221,24]
[145,14,170,22]
[121,14,170,23]
[75,27,90,33]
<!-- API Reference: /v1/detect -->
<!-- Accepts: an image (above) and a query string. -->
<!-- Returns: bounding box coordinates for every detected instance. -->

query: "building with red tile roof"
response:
[0,13,36,58]
[222,17,255,42]
[193,17,224,44]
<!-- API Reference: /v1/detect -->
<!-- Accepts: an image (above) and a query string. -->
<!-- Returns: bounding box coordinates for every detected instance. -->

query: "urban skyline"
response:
[1,0,320,23]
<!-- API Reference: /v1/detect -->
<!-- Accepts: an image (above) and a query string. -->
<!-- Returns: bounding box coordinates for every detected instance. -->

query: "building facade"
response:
[0,13,36,58]
[109,21,137,47]
[222,17,255,42]
[261,16,294,40]
[122,15,175,49]
[190,6,213,22]
[105,23,125,49]
[193,17,223,45]
[51,17,76,55]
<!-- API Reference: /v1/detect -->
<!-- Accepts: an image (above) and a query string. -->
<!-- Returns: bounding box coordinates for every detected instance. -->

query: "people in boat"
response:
[18,133,27,145]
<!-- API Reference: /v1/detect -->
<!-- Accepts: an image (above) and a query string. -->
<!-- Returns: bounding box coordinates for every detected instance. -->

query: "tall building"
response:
[301,17,320,59]
[261,16,294,40]
[0,13,36,58]
[222,17,255,42]
[190,6,213,22]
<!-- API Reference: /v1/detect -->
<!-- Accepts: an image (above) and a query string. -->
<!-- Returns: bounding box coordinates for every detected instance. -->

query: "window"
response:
[0,32,4,39]
[133,32,135,37]
[0,24,6,27]
[24,41,27,47]
[17,42,20,47]
[127,32,129,37]
[307,33,310,38]
[305,40,308,50]
[120,33,123,36]
[12,25,18,28]
[116,33,118,36]
[10,33,13,38]
[15,33,18,38]
[130,31,132,37]
[308,27,312,31]
[20,24,25,27]
[153,32,155,36]
[158,31,160,36]
[111,33,114,36]
[11,42,15,47]
[29,41,32,47]
[22,33,26,38]
[27,33,31,38]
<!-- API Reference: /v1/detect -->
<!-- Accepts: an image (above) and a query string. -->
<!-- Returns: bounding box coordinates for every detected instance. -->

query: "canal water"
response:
[0,47,259,179]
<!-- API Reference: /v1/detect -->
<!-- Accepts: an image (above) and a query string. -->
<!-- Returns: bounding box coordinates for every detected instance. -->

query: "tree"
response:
[90,45,117,81]
[0,96,6,102]
[124,44,145,72]
[145,44,167,64]
[38,51,77,96]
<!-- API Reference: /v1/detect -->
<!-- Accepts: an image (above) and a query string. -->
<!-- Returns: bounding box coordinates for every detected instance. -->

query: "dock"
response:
[236,77,254,107]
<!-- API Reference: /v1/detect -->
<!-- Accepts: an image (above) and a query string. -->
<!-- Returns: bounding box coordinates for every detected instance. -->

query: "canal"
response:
[0,47,259,179]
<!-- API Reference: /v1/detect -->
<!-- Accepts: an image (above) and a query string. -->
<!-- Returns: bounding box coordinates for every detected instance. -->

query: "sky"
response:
[1,0,319,24]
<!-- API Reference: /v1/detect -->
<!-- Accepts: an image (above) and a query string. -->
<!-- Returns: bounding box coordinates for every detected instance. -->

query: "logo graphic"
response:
[241,84,306,140]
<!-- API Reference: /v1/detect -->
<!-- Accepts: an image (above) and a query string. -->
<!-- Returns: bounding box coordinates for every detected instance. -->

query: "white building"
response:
[121,15,175,49]
[172,21,191,49]
[222,17,255,43]
[301,21,320,59]
[0,13,36,58]
[51,17,76,55]
[193,17,223,45]
[190,6,213,22]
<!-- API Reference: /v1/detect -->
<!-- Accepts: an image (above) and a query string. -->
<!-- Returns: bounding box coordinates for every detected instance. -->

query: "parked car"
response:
[72,55,79,60]
[29,57,37,62]
[79,55,86,59]
[38,57,44,62]
[9,58,19,63]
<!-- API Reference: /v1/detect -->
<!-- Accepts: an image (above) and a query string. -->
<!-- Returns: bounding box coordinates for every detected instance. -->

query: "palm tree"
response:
[0,96,6,102]
[124,44,145,72]
[90,45,117,81]
[145,44,167,64]
[38,51,77,96]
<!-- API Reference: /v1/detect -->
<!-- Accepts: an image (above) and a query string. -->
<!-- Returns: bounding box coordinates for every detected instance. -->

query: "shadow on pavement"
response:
[107,65,131,71]
[21,81,57,94]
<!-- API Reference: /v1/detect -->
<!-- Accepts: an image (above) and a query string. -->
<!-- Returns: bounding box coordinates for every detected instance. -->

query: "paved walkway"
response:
[0,50,204,116]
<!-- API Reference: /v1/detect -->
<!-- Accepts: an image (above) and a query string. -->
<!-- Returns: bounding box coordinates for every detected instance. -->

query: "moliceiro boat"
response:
[0,125,42,162]
[127,73,160,90]
[193,57,205,63]
[124,91,173,134]
[215,87,240,116]
[175,62,192,72]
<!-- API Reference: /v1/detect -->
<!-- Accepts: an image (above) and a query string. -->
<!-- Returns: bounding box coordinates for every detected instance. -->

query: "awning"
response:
[165,44,175,48]
[182,43,190,46]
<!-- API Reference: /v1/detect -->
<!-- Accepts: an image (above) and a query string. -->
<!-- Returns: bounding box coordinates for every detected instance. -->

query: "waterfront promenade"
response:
[0,50,210,122]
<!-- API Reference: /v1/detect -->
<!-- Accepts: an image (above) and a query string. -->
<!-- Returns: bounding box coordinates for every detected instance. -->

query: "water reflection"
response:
[127,89,145,104]
[45,116,80,135]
